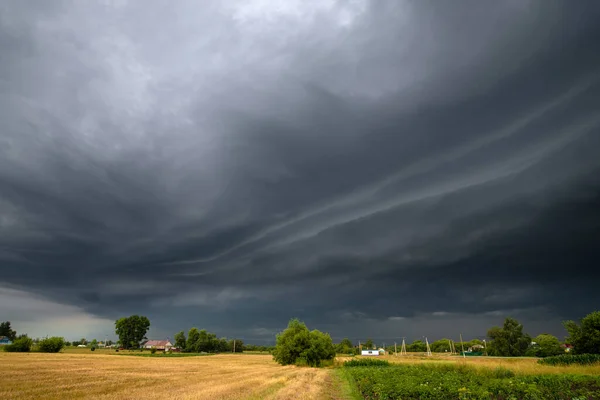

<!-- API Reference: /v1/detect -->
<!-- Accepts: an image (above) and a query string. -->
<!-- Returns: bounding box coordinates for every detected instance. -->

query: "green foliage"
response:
[0,321,17,341]
[174,331,186,349]
[538,354,600,366]
[343,363,600,399]
[430,338,453,353]
[564,311,600,354]
[526,334,563,357]
[3,335,32,352]
[115,315,150,349]
[364,338,374,349]
[229,338,244,352]
[344,358,390,367]
[90,339,98,347]
[406,340,427,352]
[38,337,65,353]
[336,338,354,354]
[91,347,96,351]
[150,346,157,354]
[272,319,335,367]
[487,317,531,356]
[181,327,235,353]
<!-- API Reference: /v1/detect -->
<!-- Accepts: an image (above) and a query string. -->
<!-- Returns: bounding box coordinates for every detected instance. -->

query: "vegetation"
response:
[335,338,354,354]
[174,330,186,349]
[0,321,17,341]
[272,319,336,367]
[343,362,600,399]
[538,354,600,366]
[564,311,600,354]
[115,315,150,349]
[487,317,531,356]
[526,333,563,357]
[344,358,390,367]
[38,337,65,353]
[181,327,237,353]
[407,340,427,352]
[2,335,32,352]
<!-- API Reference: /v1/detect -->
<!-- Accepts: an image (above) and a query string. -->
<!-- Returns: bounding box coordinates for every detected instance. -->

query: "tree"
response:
[272,319,335,367]
[430,339,453,353]
[3,335,32,352]
[229,338,244,352]
[407,340,427,352]
[38,337,65,353]
[80,338,87,345]
[174,331,186,349]
[527,334,562,357]
[0,321,17,341]
[487,317,531,356]
[115,315,150,349]
[336,338,354,354]
[90,339,98,348]
[364,338,374,349]
[564,311,600,354]
[186,328,200,352]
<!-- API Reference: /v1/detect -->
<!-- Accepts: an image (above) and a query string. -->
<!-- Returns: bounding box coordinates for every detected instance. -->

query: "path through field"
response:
[0,353,347,400]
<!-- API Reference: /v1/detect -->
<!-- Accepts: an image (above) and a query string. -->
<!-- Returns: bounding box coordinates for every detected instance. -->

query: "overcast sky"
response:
[1,0,599,344]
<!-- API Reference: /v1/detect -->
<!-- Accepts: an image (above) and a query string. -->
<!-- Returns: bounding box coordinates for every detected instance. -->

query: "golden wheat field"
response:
[0,352,347,400]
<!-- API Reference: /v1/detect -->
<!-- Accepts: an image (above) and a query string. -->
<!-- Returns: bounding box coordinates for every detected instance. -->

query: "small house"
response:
[361,349,380,356]
[0,336,12,345]
[143,340,173,351]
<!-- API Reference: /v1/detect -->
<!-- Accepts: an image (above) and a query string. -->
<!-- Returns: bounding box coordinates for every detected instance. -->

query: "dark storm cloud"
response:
[1,0,600,341]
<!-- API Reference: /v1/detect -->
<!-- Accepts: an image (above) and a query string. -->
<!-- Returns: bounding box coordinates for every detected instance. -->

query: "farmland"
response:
[2,350,600,399]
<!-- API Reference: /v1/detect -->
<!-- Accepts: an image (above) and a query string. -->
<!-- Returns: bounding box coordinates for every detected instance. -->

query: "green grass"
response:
[538,354,600,366]
[343,358,390,367]
[342,363,600,399]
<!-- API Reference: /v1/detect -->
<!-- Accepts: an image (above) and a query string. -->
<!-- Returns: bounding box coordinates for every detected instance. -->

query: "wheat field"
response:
[0,353,346,400]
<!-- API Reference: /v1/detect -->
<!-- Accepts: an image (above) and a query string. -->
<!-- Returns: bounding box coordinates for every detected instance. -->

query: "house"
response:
[361,349,380,356]
[468,344,485,352]
[143,340,173,351]
[0,336,12,345]
[561,344,573,353]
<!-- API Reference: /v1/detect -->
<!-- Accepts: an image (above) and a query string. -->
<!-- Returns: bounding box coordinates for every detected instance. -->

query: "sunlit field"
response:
[0,352,344,400]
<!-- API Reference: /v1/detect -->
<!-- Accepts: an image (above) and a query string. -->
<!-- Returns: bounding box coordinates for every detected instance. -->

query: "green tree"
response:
[3,335,32,352]
[90,339,98,348]
[272,319,335,367]
[0,321,17,341]
[487,317,531,356]
[364,338,374,349]
[564,311,600,354]
[336,338,354,354]
[115,315,150,349]
[186,328,200,352]
[38,337,65,353]
[174,331,186,349]
[229,338,244,352]
[407,340,427,352]
[527,334,562,357]
[430,338,453,353]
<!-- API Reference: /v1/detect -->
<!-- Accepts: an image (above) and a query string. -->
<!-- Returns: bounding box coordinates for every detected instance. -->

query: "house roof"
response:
[144,340,171,346]
[0,336,11,341]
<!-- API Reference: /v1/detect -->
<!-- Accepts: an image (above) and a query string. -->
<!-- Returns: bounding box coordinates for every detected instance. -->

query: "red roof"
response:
[145,340,171,347]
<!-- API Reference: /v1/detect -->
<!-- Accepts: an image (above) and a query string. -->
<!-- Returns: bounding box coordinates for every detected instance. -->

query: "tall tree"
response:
[487,317,531,356]
[174,331,186,349]
[272,319,335,367]
[186,328,200,352]
[564,311,600,354]
[336,338,354,354]
[529,334,562,357]
[0,321,17,341]
[364,338,374,349]
[115,315,150,349]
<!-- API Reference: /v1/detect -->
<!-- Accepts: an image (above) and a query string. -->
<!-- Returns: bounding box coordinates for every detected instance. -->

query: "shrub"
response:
[150,346,157,354]
[272,319,336,367]
[91,346,96,351]
[3,336,33,352]
[538,354,600,366]
[38,337,65,353]
[344,358,390,367]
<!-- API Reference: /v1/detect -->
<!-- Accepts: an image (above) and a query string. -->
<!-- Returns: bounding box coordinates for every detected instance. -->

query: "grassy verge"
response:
[113,352,214,357]
[341,362,600,399]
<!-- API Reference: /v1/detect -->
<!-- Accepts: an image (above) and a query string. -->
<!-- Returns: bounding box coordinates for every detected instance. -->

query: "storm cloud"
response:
[1,0,600,343]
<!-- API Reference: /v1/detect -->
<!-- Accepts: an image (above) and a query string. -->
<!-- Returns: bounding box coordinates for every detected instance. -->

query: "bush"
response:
[272,319,336,367]
[38,337,65,353]
[91,346,96,351]
[3,336,33,352]
[150,347,157,354]
[344,358,390,367]
[538,354,600,366]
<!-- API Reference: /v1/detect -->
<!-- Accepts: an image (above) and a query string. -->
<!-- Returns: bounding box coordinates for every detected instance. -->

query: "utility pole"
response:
[448,339,453,355]
[359,341,362,353]
[425,337,432,356]
[400,338,407,356]
[233,339,236,353]
[460,334,466,359]
[394,342,397,356]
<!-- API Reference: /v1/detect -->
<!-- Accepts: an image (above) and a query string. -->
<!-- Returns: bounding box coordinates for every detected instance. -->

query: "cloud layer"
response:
[1,0,600,342]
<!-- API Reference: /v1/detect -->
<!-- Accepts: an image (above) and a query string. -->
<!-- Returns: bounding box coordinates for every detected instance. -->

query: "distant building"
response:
[143,340,173,351]
[561,344,573,353]
[0,336,12,345]
[361,349,380,356]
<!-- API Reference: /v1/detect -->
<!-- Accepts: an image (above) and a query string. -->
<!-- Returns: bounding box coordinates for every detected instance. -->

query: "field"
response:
[0,351,345,400]
[2,351,600,399]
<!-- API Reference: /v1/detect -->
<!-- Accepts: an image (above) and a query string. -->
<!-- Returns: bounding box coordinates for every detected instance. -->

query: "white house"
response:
[143,340,173,350]
[361,349,380,356]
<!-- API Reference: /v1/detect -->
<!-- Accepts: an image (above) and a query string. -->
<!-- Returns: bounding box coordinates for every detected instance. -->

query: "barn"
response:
[143,340,173,351]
